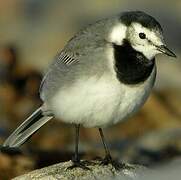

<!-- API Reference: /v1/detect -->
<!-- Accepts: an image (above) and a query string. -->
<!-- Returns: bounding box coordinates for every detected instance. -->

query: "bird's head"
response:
[109,11,176,60]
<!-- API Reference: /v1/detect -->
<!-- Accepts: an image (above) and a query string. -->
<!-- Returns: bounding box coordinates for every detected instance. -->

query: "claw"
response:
[82,160,96,166]
[99,154,131,170]
[67,160,91,170]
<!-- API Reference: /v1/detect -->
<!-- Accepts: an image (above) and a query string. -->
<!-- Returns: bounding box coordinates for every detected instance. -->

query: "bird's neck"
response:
[113,40,155,85]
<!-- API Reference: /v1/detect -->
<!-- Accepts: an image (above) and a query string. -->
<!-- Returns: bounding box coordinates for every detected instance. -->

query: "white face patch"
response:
[109,23,127,45]
[128,22,164,59]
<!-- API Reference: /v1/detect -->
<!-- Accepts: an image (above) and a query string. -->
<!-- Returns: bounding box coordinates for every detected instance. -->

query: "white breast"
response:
[48,66,156,128]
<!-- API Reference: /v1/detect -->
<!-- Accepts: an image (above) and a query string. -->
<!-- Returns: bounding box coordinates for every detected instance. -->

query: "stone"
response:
[13,160,147,180]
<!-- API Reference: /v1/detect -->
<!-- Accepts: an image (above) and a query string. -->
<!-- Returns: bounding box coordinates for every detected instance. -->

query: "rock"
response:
[13,160,147,180]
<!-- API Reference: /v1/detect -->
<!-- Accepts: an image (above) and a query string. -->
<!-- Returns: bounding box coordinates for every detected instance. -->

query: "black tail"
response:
[3,107,53,148]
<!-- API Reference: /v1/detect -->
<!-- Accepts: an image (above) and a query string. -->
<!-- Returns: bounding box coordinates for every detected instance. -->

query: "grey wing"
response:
[39,50,79,101]
[39,26,106,101]
[55,51,78,66]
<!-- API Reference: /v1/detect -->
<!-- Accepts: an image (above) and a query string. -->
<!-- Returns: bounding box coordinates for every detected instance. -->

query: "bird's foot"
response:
[99,154,132,170]
[81,160,97,166]
[67,157,90,170]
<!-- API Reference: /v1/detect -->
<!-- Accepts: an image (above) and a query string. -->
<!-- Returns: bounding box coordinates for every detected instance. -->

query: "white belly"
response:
[48,67,156,128]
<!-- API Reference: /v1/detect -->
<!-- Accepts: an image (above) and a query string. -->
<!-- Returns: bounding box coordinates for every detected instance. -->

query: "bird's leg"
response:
[98,128,127,170]
[72,124,80,163]
[67,124,90,170]
[98,128,112,161]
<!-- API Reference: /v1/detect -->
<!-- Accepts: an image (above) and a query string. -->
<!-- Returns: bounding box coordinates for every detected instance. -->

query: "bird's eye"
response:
[139,33,146,39]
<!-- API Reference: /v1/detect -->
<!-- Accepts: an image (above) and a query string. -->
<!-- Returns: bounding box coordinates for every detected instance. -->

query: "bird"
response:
[2,11,176,170]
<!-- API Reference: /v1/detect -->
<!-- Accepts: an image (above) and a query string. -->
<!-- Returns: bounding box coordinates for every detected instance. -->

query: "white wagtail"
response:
[2,11,176,169]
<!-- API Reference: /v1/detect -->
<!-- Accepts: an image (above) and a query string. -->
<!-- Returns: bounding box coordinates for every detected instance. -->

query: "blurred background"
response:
[0,0,180,179]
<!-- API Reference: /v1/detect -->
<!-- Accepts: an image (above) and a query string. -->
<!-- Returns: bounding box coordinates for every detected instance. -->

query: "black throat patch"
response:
[113,40,155,85]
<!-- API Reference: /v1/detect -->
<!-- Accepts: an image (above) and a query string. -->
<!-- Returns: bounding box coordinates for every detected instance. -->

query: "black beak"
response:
[157,45,177,58]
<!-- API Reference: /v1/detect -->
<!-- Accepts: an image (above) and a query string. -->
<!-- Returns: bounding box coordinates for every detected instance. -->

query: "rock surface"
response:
[13,160,147,180]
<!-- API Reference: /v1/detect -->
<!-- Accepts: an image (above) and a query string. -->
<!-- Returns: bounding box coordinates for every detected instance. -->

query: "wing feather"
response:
[39,51,78,95]
[57,51,78,65]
